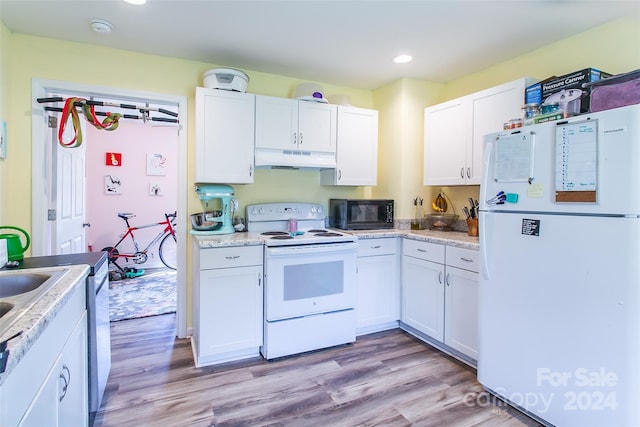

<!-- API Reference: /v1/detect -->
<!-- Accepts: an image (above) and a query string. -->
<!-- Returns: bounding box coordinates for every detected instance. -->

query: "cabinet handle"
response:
[417,248,427,253]
[300,133,303,144]
[438,271,443,284]
[225,255,240,260]
[293,132,297,145]
[460,168,464,179]
[371,245,381,249]
[338,169,342,180]
[445,272,451,286]
[466,167,471,179]
[59,364,70,402]
[249,164,253,177]
[258,275,262,287]
[460,257,474,262]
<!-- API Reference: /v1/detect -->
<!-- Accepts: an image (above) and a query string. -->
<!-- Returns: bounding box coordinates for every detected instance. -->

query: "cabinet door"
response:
[444,266,479,360]
[356,254,398,333]
[19,312,88,427]
[297,101,337,153]
[424,98,470,186]
[195,87,255,183]
[255,95,298,150]
[401,255,444,340]
[469,79,527,184]
[321,106,378,186]
[198,266,263,356]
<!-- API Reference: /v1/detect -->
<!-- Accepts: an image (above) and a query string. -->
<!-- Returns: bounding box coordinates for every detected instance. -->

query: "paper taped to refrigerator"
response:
[494,132,535,183]
[555,120,598,202]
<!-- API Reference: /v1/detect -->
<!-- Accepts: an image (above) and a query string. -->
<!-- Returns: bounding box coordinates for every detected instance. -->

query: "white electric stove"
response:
[246,202,358,359]
[246,202,356,246]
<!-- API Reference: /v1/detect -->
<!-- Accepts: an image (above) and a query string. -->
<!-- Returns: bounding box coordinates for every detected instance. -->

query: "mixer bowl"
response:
[191,211,224,231]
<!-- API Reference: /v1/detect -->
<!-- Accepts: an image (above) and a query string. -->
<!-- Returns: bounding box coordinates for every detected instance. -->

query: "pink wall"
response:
[86,120,178,269]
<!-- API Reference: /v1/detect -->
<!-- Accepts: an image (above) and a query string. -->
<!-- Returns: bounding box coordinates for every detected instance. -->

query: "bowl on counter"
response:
[425,214,459,231]
[190,211,223,231]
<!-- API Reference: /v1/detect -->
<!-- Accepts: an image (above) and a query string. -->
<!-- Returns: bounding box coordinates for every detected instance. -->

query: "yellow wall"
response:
[0,22,10,225]
[0,31,373,235]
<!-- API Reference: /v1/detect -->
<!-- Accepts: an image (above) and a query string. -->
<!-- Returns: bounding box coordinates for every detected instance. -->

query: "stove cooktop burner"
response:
[261,231,289,236]
[271,235,294,240]
[308,229,327,233]
[313,232,343,237]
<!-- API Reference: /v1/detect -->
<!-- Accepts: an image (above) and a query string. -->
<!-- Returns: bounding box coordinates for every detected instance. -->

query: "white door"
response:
[49,98,87,255]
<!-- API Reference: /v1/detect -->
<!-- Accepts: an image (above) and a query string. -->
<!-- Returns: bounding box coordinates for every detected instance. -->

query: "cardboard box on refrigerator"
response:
[526,68,612,115]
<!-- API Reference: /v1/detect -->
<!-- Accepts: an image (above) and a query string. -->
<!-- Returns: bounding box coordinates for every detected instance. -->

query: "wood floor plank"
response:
[95,314,543,427]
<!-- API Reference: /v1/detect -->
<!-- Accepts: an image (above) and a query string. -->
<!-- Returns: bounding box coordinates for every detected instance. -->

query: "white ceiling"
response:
[1,0,638,90]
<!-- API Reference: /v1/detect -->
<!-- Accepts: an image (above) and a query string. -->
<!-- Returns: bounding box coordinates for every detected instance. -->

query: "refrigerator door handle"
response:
[479,140,494,207]
[480,212,490,280]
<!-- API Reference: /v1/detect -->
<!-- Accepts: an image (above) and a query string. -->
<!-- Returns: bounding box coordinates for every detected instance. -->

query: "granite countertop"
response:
[0,264,90,387]
[193,229,479,250]
[351,229,480,250]
[193,232,266,248]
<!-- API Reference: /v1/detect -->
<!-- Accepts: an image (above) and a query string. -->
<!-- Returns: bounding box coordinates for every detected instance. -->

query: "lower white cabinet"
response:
[0,281,88,427]
[20,312,88,427]
[401,240,445,339]
[401,239,479,363]
[192,242,263,367]
[355,238,399,335]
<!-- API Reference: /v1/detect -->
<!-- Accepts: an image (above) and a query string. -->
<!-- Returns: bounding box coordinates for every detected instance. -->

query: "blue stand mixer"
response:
[191,184,236,235]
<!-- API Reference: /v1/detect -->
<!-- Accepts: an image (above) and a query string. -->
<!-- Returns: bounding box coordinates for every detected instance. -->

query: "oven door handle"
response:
[267,242,357,256]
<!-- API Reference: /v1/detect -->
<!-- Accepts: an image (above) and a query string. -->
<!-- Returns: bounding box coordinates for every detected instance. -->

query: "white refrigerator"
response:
[478,103,640,426]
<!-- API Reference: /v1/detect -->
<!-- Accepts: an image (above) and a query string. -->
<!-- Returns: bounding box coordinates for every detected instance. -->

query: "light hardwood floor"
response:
[95,314,542,427]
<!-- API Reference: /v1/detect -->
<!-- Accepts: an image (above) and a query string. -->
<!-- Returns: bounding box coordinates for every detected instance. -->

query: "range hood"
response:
[254,147,336,169]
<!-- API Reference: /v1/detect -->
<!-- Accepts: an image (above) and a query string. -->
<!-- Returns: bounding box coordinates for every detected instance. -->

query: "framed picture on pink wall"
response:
[105,175,122,195]
[147,153,166,176]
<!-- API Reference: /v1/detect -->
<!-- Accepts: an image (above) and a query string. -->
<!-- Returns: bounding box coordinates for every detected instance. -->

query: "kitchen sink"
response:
[0,269,67,338]
[0,273,54,298]
[0,302,13,319]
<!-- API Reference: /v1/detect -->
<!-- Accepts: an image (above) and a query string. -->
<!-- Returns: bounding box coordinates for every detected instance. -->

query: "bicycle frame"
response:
[104,212,177,273]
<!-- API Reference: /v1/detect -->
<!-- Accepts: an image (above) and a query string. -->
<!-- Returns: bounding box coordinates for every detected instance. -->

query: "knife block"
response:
[466,218,478,237]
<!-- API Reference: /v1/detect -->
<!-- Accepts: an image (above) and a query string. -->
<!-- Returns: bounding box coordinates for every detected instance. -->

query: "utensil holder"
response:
[466,218,478,237]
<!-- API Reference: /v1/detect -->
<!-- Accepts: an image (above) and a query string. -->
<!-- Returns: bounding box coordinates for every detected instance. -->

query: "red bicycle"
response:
[102,211,177,278]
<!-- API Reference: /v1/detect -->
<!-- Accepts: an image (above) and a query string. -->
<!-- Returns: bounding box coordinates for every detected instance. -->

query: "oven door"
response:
[264,242,357,321]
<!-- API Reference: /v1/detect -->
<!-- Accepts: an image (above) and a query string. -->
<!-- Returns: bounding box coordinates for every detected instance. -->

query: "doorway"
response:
[31,78,188,338]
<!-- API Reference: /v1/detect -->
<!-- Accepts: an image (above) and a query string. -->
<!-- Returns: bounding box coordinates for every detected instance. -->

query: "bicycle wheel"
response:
[159,233,177,270]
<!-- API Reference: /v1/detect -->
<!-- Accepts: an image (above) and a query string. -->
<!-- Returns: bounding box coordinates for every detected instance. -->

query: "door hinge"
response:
[48,116,58,128]
[48,209,56,220]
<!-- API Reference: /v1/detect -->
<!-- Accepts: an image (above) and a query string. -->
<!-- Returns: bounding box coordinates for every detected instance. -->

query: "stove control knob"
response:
[310,206,316,214]
[251,208,258,215]
[259,208,266,215]
[316,206,323,215]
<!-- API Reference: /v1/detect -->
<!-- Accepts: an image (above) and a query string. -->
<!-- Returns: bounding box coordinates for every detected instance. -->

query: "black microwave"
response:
[329,199,394,230]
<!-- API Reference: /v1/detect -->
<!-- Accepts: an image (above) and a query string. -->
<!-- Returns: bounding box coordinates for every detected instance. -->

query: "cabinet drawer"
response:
[200,245,263,269]
[403,239,444,263]
[446,246,479,272]
[357,238,397,257]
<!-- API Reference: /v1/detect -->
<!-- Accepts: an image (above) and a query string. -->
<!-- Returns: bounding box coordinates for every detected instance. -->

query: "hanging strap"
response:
[82,104,122,131]
[58,97,84,147]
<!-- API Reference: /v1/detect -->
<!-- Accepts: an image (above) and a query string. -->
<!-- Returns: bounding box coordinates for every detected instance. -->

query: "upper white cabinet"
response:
[195,87,256,184]
[424,77,533,186]
[321,105,378,186]
[255,95,337,168]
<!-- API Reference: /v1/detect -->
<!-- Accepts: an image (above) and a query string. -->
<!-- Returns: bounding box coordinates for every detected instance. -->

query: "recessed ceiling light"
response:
[393,54,413,64]
[123,0,147,4]
[90,19,113,33]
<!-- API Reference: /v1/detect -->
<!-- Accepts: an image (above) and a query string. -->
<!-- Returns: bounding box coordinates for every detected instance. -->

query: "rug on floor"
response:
[109,268,176,321]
